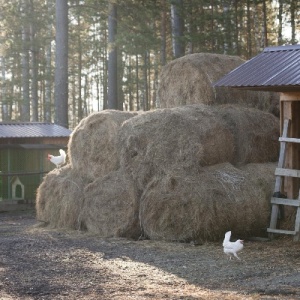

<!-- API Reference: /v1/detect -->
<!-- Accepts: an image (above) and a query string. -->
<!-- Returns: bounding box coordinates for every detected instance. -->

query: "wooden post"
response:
[280,92,300,199]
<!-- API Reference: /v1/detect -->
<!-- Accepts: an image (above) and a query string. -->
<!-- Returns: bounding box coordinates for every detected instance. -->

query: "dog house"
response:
[0,122,71,209]
[213,44,300,239]
[11,176,25,200]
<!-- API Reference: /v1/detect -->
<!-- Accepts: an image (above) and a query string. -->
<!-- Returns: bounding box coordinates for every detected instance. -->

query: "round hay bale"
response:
[36,165,88,230]
[68,110,137,181]
[220,105,280,164]
[80,170,140,238]
[118,105,235,192]
[139,162,275,242]
[118,104,279,193]
[157,53,279,112]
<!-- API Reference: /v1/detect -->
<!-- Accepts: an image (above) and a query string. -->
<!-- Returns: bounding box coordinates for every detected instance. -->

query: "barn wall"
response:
[0,137,69,203]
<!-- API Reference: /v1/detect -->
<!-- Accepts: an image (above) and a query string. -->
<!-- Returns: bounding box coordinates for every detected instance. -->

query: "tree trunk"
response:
[246,0,252,58]
[290,0,296,44]
[143,51,149,111]
[128,56,134,111]
[277,0,283,44]
[262,0,268,48]
[160,0,167,65]
[222,0,230,54]
[102,28,108,110]
[107,1,118,110]
[30,0,38,122]
[171,0,184,58]
[21,0,30,122]
[234,0,240,55]
[211,0,214,51]
[1,56,9,121]
[44,0,52,122]
[54,0,69,128]
[77,4,83,121]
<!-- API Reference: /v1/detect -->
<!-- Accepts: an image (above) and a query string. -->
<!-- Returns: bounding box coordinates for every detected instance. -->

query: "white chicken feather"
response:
[47,149,66,168]
[223,231,244,260]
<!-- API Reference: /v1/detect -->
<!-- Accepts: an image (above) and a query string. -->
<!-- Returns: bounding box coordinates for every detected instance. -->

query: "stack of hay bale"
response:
[36,53,280,241]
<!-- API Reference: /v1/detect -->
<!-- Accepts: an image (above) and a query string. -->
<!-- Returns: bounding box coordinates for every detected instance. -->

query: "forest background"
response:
[0,0,299,129]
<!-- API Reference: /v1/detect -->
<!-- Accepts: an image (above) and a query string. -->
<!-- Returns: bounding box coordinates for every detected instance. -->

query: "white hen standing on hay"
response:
[47,149,66,168]
[223,231,244,260]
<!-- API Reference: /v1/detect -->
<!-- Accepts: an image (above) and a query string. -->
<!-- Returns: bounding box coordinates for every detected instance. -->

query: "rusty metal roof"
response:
[0,122,71,139]
[213,45,300,92]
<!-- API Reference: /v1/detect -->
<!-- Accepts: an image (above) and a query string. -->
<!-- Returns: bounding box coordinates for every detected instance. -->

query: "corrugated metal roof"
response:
[0,122,71,139]
[213,45,300,92]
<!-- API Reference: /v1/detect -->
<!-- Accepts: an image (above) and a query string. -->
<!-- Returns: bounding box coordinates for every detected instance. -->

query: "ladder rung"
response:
[275,168,300,178]
[279,137,300,143]
[271,197,300,206]
[267,228,296,235]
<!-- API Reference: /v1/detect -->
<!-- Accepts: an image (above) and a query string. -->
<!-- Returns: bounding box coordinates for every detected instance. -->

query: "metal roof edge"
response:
[263,44,300,52]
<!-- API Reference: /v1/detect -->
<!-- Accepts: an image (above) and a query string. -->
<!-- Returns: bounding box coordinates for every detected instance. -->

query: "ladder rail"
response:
[268,118,300,241]
[269,119,290,232]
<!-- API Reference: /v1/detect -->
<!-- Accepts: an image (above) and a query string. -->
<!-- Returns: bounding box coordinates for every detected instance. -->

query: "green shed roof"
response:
[0,122,71,139]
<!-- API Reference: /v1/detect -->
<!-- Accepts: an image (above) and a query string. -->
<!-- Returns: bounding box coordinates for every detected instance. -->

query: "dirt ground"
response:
[0,211,300,300]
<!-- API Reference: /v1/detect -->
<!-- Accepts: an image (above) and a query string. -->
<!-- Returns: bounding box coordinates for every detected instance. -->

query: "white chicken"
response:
[47,149,66,168]
[223,231,244,260]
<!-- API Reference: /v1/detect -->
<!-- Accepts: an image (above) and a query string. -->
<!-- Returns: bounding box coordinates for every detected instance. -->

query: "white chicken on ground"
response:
[223,231,244,260]
[47,149,66,168]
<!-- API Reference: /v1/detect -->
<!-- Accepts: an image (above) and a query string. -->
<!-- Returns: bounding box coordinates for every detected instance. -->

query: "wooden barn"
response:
[214,44,300,240]
[0,122,71,210]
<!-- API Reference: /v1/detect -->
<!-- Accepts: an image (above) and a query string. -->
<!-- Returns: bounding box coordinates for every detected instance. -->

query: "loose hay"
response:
[139,163,276,242]
[80,170,140,238]
[36,165,88,230]
[157,53,279,115]
[68,110,137,181]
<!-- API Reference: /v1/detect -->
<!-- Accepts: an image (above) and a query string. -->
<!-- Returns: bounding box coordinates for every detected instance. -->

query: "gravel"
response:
[0,210,299,300]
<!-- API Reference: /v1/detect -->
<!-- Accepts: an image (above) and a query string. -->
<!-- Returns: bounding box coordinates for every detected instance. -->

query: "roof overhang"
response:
[213,44,300,92]
[0,144,67,149]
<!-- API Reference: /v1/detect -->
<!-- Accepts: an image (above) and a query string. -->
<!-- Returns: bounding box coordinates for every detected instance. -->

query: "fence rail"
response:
[0,171,49,176]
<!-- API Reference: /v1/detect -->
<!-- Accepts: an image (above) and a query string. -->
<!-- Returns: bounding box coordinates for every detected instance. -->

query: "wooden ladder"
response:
[267,119,300,241]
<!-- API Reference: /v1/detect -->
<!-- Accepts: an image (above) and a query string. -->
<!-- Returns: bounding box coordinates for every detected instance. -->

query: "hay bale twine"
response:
[36,165,87,230]
[69,110,137,181]
[220,105,280,164]
[139,162,275,242]
[80,170,140,238]
[118,105,235,192]
[157,53,279,112]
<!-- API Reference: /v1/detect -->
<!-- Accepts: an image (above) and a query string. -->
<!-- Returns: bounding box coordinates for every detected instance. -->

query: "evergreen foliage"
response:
[0,0,298,127]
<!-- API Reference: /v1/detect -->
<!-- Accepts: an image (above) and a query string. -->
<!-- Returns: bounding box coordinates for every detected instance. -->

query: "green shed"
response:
[0,122,71,210]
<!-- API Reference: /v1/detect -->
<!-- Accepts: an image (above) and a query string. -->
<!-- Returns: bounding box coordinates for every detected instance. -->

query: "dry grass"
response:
[80,170,140,238]
[36,105,280,241]
[157,53,279,116]
[218,104,280,164]
[119,105,279,192]
[36,164,88,230]
[68,110,137,181]
[139,162,276,242]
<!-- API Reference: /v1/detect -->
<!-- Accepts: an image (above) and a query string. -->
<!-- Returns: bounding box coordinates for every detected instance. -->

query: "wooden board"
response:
[279,137,300,143]
[267,228,296,235]
[293,209,300,241]
[275,168,300,178]
[280,92,300,101]
[271,197,300,207]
